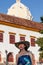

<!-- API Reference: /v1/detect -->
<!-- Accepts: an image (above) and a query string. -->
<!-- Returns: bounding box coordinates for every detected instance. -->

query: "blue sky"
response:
[0,0,43,22]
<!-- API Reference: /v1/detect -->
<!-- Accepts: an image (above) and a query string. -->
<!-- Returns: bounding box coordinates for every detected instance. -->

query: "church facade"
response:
[0,0,43,65]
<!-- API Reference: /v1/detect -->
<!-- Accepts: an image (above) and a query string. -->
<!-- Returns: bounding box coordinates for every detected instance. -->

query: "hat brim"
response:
[15,41,30,49]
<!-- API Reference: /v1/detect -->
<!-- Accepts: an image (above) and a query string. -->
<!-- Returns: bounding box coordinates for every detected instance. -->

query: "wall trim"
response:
[0,21,40,32]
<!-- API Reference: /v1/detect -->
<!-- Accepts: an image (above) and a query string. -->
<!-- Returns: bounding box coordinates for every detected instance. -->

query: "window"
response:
[20,6,22,8]
[7,52,14,62]
[0,30,4,42]
[9,32,16,44]
[0,52,2,62]
[20,36,25,41]
[30,36,35,46]
[0,54,1,62]
[19,34,26,41]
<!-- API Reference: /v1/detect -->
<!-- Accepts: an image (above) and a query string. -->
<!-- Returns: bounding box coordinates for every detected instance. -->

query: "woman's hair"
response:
[24,46,27,51]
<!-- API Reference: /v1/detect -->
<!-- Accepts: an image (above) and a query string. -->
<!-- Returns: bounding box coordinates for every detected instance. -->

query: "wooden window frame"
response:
[0,30,4,42]
[30,36,36,46]
[0,54,1,62]
[7,52,14,62]
[9,32,16,44]
[19,34,26,41]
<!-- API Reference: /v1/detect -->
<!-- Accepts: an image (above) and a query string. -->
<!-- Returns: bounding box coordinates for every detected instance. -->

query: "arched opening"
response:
[7,52,14,62]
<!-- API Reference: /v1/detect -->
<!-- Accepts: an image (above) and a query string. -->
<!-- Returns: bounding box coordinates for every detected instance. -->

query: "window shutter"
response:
[0,33,3,42]
[10,35,15,44]
[31,38,35,46]
[20,36,25,41]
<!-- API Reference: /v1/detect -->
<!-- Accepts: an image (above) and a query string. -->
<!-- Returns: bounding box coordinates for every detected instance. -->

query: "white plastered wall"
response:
[0,24,43,63]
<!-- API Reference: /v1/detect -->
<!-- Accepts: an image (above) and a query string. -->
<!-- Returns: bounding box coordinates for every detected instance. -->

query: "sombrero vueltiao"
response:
[15,41,30,49]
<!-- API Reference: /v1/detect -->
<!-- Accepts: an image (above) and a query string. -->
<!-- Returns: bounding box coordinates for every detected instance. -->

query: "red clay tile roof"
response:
[0,13,43,30]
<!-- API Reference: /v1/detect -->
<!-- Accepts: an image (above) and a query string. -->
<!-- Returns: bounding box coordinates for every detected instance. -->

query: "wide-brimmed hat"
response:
[15,41,30,49]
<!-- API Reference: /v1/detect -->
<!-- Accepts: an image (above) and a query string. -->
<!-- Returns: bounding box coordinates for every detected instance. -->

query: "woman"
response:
[15,41,35,65]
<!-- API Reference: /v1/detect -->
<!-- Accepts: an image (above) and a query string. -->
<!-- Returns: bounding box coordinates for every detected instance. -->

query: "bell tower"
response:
[7,0,33,20]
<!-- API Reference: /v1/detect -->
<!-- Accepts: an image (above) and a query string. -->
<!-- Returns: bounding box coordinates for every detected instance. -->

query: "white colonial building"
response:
[0,0,43,65]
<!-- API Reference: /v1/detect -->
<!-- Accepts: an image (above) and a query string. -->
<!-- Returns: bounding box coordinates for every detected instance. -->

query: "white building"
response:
[0,0,43,65]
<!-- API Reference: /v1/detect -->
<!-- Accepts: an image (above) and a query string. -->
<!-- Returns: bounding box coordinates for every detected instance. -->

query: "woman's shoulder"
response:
[16,53,22,58]
[16,53,20,57]
[26,51,34,57]
[27,51,33,54]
